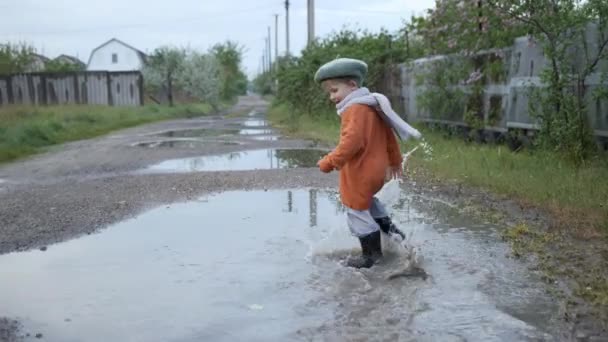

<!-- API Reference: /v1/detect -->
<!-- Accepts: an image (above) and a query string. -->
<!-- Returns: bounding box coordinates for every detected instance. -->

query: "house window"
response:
[112,53,118,64]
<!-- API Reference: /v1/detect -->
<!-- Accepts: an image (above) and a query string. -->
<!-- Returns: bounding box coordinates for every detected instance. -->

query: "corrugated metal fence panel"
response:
[88,72,109,105]
[400,25,607,135]
[77,74,88,104]
[11,74,33,105]
[47,76,71,105]
[111,74,126,106]
[0,71,143,107]
[31,75,42,105]
[110,72,142,106]
[0,78,7,105]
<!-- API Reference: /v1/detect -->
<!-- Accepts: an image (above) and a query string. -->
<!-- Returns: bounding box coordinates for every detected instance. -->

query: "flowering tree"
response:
[143,47,227,108]
[142,46,186,107]
[410,0,526,56]
[179,51,221,109]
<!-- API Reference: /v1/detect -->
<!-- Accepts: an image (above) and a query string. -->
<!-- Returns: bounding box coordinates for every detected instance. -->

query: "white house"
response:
[87,38,147,71]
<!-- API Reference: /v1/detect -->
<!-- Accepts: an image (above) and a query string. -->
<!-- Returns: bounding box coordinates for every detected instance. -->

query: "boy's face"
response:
[322,79,358,104]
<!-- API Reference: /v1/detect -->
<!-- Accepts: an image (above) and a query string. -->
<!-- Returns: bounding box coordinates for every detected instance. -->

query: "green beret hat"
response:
[314,58,368,85]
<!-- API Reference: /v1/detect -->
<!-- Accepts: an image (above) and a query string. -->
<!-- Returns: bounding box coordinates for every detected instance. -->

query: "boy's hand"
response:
[317,158,333,173]
[388,165,403,180]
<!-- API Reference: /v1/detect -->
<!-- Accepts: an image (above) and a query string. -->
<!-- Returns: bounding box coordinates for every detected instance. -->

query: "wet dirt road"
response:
[0,96,573,341]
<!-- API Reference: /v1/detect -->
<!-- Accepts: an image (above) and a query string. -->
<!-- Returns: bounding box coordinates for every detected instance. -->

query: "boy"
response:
[314,58,421,269]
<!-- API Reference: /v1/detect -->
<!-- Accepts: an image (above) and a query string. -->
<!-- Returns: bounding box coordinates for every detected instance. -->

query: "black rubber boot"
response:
[374,217,405,240]
[347,230,383,268]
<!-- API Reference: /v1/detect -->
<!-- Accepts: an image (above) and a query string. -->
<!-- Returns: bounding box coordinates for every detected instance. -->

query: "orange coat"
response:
[318,104,403,210]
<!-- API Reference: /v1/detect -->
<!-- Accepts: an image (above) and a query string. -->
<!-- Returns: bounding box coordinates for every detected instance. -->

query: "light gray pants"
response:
[346,197,389,237]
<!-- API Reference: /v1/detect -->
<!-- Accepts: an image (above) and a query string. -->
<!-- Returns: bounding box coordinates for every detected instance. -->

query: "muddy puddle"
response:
[139,148,328,173]
[232,119,267,127]
[0,189,559,341]
[238,128,274,135]
[133,140,242,148]
[244,119,267,127]
[249,135,281,141]
[158,129,239,138]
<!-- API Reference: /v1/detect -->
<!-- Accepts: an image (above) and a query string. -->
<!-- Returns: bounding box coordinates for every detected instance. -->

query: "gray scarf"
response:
[336,87,421,141]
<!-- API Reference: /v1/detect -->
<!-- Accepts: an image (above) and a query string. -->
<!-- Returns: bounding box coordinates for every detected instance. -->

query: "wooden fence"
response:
[0,71,143,107]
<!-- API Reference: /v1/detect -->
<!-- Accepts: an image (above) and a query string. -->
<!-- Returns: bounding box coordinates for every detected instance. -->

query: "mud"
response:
[404,171,608,340]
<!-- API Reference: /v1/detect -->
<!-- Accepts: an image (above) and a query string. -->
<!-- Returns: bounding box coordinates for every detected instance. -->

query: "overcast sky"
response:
[1,0,435,78]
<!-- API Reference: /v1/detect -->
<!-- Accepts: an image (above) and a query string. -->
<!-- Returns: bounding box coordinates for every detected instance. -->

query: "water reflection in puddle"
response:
[140,148,328,173]
[242,119,267,127]
[0,190,559,341]
[159,129,239,138]
[133,140,242,148]
[0,190,341,342]
[239,128,274,135]
[249,135,280,141]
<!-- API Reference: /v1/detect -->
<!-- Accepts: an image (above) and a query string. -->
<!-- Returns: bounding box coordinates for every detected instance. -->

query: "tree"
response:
[273,29,410,117]
[142,46,186,106]
[179,51,222,109]
[0,42,35,75]
[210,41,248,102]
[44,60,85,73]
[486,0,608,162]
[409,0,526,56]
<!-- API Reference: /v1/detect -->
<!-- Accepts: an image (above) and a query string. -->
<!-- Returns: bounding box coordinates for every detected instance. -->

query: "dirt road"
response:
[0,96,604,341]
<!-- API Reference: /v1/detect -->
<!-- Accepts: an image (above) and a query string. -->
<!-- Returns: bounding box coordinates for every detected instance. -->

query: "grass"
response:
[0,103,212,163]
[410,130,608,235]
[268,103,340,145]
[268,102,608,235]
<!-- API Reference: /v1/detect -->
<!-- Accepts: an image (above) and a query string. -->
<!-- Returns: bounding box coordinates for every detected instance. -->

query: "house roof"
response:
[31,53,51,62]
[86,38,148,67]
[55,54,85,66]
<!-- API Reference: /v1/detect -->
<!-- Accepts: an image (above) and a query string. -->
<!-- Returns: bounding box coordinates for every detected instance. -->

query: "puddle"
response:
[140,148,328,173]
[132,140,242,148]
[249,135,281,141]
[157,129,239,138]
[243,119,267,127]
[0,178,8,192]
[239,128,274,135]
[229,119,268,128]
[0,189,559,341]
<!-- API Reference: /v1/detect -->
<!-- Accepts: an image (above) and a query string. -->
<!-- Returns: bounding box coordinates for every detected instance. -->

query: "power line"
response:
[7,6,278,36]
[316,8,410,16]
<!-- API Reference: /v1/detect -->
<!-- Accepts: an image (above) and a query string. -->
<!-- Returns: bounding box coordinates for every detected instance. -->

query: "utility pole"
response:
[307,0,315,45]
[262,52,266,74]
[284,0,290,56]
[267,25,272,71]
[274,14,279,61]
[405,29,410,58]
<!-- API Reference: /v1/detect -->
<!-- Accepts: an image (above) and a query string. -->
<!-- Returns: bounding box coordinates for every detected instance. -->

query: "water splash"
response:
[420,139,434,161]
[376,156,426,280]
